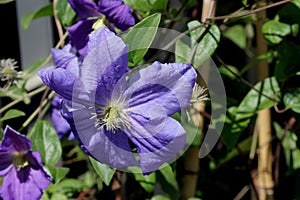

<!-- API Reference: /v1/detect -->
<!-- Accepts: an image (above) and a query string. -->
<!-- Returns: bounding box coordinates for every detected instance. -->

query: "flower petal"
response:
[0,151,13,176]
[79,27,128,105]
[98,0,135,31]
[66,108,138,169]
[67,20,95,55]
[51,45,80,76]
[38,66,77,101]
[68,0,100,19]
[51,96,72,139]
[28,152,52,189]
[126,62,197,116]
[0,126,32,152]
[126,114,186,174]
[0,166,50,200]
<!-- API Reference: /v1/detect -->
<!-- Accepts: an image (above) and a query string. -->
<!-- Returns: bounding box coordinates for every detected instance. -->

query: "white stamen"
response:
[191,83,209,103]
[90,96,131,133]
[0,58,22,87]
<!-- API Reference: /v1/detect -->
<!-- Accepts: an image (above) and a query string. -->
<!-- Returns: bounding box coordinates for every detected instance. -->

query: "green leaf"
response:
[219,65,240,80]
[130,0,168,11]
[242,0,248,6]
[90,157,116,186]
[28,120,62,166]
[47,166,69,184]
[223,25,246,49]
[236,77,280,121]
[123,13,161,65]
[151,195,171,200]
[152,0,168,11]
[0,109,25,123]
[275,41,300,81]
[218,137,252,165]
[55,0,76,27]
[262,20,291,45]
[180,21,220,67]
[133,172,156,193]
[179,0,197,8]
[175,38,191,63]
[284,88,300,113]
[221,107,251,149]
[221,77,280,149]
[274,122,300,169]
[50,193,68,200]
[278,1,300,25]
[48,178,86,194]
[157,164,179,199]
[22,3,53,30]
[0,85,30,104]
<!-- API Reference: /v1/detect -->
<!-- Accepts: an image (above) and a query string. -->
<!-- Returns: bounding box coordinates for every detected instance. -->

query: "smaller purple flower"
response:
[67,0,135,55]
[0,126,52,200]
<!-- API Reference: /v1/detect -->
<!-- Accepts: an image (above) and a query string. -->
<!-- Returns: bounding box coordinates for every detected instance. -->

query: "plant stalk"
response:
[255,1,274,199]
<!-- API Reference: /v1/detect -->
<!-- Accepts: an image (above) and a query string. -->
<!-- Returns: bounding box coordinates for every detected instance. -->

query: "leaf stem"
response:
[207,0,290,21]
[19,90,55,131]
[214,54,279,103]
[0,86,47,114]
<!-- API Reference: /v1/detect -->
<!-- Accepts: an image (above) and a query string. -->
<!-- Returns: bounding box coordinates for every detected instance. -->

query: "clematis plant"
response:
[0,126,52,200]
[38,26,197,174]
[67,0,135,55]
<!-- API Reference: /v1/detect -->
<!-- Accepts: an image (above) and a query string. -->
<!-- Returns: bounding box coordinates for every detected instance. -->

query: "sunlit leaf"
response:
[90,157,116,186]
[55,0,76,27]
[47,166,70,184]
[178,20,220,67]
[28,120,62,166]
[0,109,25,123]
[151,195,171,200]
[22,3,53,30]
[123,13,161,66]
[224,25,246,49]
[284,88,300,113]
[133,172,156,193]
[236,77,280,121]
[262,20,291,45]
[157,164,178,199]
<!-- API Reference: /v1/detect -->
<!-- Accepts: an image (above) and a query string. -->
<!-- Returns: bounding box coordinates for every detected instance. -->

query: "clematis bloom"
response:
[0,126,52,200]
[38,27,196,174]
[67,0,135,55]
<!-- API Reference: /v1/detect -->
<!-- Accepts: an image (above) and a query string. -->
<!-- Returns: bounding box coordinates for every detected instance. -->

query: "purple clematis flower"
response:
[0,126,52,200]
[67,0,135,55]
[38,27,196,174]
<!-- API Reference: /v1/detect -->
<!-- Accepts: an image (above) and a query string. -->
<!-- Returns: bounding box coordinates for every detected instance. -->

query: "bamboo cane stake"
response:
[255,1,274,199]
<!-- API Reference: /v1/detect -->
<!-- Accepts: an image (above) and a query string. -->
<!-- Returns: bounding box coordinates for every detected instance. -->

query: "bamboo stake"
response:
[255,1,274,199]
[180,1,216,199]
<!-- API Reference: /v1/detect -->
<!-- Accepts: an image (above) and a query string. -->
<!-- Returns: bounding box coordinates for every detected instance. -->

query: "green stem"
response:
[0,86,47,114]
[19,91,55,131]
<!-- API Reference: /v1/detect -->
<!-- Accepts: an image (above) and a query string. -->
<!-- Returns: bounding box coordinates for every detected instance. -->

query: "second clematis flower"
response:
[67,0,135,55]
[38,26,197,174]
[0,126,52,200]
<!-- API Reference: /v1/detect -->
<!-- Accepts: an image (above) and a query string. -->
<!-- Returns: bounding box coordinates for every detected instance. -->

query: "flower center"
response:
[0,59,22,82]
[91,98,131,133]
[13,152,29,171]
